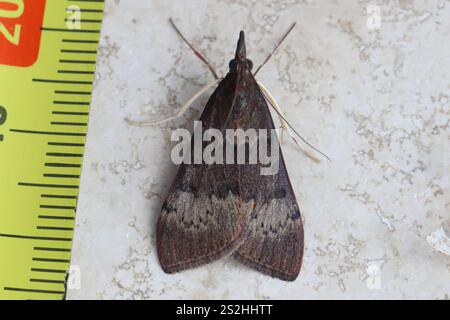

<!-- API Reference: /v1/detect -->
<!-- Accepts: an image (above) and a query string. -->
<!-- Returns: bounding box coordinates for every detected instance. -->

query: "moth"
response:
[128,20,327,281]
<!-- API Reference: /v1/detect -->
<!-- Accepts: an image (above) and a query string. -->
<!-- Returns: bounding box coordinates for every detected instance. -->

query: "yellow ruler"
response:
[0,0,104,300]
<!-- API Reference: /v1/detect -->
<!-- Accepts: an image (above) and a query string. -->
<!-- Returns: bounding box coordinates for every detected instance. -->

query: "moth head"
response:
[229,30,253,72]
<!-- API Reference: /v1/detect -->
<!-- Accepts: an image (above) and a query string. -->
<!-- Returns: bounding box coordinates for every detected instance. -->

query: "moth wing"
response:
[157,163,249,273]
[233,162,304,282]
[157,74,251,273]
[229,71,304,281]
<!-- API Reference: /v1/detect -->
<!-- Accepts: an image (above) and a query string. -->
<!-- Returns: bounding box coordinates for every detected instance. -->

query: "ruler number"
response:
[0,105,6,141]
[0,23,21,45]
[0,0,24,45]
[0,0,23,18]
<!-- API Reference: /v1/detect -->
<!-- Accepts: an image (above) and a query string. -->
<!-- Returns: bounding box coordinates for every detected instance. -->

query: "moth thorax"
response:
[228,59,253,72]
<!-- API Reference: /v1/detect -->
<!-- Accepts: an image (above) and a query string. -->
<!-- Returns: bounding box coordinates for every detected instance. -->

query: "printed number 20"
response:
[0,0,25,45]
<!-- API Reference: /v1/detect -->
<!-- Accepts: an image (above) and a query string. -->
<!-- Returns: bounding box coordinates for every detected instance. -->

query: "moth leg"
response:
[274,126,285,143]
[169,18,220,80]
[256,80,293,147]
[125,78,222,127]
[257,81,329,162]
[256,82,289,144]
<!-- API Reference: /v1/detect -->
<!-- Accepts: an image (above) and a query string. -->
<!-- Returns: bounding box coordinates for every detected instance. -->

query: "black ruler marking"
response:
[0,233,72,241]
[32,258,70,263]
[18,182,79,189]
[52,111,89,116]
[51,122,88,126]
[58,70,95,75]
[30,279,66,284]
[33,247,71,252]
[45,163,82,168]
[61,49,97,54]
[36,226,74,231]
[64,18,102,23]
[62,39,99,44]
[41,194,78,199]
[33,78,93,85]
[38,216,75,221]
[53,101,90,105]
[40,205,76,210]
[43,173,81,178]
[54,90,91,95]
[10,129,86,136]
[4,287,64,295]
[59,59,96,64]
[48,142,85,147]
[31,268,67,274]
[41,27,100,34]
[46,152,83,157]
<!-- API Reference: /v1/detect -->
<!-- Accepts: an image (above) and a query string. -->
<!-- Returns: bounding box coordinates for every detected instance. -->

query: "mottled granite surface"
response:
[67,0,450,299]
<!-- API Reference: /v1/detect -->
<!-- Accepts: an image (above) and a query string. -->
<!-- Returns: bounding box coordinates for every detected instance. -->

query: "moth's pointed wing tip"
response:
[233,252,302,282]
[279,272,300,282]
[159,263,177,275]
[158,258,190,275]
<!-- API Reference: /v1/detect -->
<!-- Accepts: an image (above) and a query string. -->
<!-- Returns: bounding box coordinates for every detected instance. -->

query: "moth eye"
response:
[229,59,253,70]
[291,211,301,220]
[247,59,253,70]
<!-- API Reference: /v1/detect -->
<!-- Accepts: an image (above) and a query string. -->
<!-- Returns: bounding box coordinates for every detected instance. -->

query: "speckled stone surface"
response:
[67,0,450,299]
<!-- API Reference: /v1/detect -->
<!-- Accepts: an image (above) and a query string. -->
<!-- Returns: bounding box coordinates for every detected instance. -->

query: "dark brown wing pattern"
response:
[228,68,304,281]
[157,73,252,273]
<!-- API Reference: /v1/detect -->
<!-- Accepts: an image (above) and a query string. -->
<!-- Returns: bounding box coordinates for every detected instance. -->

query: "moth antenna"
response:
[125,78,222,127]
[169,18,219,80]
[253,23,296,76]
[258,81,331,162]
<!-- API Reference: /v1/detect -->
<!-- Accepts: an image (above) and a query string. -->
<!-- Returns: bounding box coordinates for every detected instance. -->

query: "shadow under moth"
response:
[129,20,328,281]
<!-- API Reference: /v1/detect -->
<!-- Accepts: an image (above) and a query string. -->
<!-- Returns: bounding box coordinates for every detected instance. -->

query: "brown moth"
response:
[156,23,307,281]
